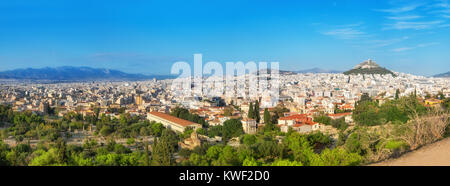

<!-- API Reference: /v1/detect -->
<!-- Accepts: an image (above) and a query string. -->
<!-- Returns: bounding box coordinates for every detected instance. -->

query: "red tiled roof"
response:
[278,114,309,121]
[328,112,352,117]
[293,124,304,127]
[148,112,198,127]
[340,103,354,108]
[292,121,317,127]
[306,121,318,125]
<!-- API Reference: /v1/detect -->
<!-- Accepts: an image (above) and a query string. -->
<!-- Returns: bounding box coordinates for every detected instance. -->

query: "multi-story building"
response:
[242,118,257,134]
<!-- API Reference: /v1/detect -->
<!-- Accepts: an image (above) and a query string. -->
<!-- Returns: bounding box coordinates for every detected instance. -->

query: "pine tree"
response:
[144,140,150,166]
[254,100,260,123]
[55,138,67,164]
[263,108,271,125]
[263,108,273,131]
[151,130,177,166]
[248,102,254,119]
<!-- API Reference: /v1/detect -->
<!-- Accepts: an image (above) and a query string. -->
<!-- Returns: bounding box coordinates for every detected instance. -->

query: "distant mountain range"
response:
[1,65,443,81]
[255,68,341,75]
[434,71,450,78]
[343,59,395,76]
[0,66,343,81]
[294,68,342,74]
[0,66,175,81]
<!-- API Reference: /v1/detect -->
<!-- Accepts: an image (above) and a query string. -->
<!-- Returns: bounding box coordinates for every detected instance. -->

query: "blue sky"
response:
[0,0,449,76]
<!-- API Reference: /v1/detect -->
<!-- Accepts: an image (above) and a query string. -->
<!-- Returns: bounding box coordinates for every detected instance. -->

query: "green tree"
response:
[55,138,68,164]
[144,141,150,166]
[0,142,10,166]
[353,101,381,126]
[207,125,222,138]
[196,128,206,136]
[242,157,260,166]
[283,133,315,165]
[207,145,239,166]
[242,134,257,146]
[330,118,348,131]
[151,130,178,166]
[255,140,280,159]
[309,148,362,166]
[254,100,260,123]
[313,114,332,125]
[263,108,275,131]
[100,125,113,136]
[270,159,303,166]
[29,148,66,166]
[188,153,209,166]
[151,123,164,137]
[206,145,223,160]
[222,119,244,141]
[69,153,93,166]
[379,100,408,124]
[248,102,254,119]
[6,144,32,166]
[344,133,364,155]
[181,127,194,139]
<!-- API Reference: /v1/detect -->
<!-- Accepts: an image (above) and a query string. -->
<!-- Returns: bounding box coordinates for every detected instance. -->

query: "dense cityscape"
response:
[1,1,450,169]
[0,59,449,166]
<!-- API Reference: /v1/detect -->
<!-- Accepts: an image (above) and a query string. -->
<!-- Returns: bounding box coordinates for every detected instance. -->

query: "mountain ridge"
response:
[294,68,342,74]
[434,71,450,77]
[0,66,174,81]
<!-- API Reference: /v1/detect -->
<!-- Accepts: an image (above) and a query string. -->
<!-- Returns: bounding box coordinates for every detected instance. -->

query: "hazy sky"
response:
[0,0,449,76]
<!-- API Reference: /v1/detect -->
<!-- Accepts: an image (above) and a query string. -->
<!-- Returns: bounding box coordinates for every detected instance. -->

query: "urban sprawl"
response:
[1,63,449,153]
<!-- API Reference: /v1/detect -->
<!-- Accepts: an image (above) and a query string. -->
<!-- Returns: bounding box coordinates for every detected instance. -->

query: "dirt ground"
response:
[371,138,450,166]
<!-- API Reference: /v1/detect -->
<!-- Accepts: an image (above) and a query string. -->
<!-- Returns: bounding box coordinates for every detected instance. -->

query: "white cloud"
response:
[417,42,440,47]
[428,0,450,16]
[383,20,444,30]
[386,15,423,20]
[322,22,369,40]
[392,47,414,52]
[322,28,366,39]
[392,42,439,52]
[375,1,450,30]
[375,3,424,13]
[369,36,409,48]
